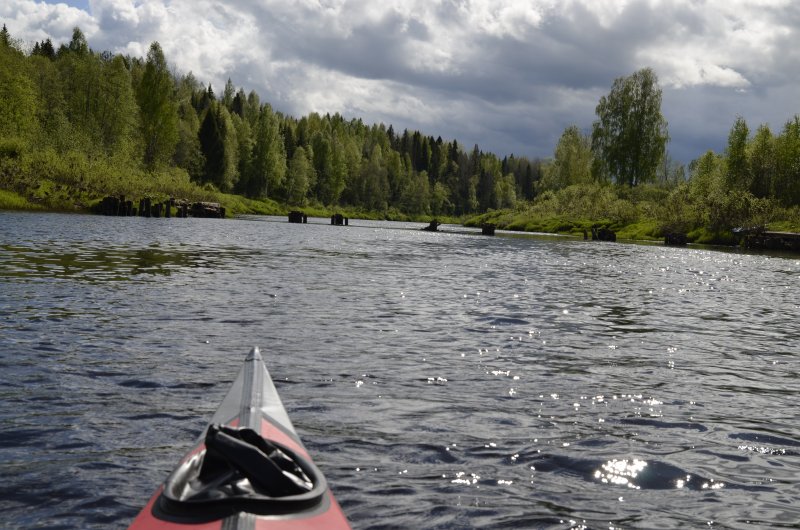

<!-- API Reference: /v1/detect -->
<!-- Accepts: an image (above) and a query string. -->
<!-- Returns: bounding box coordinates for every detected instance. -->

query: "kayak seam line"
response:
[240,356,254,428]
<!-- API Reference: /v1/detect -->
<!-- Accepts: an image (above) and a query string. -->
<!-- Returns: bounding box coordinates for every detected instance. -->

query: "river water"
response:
[0,211,798,529]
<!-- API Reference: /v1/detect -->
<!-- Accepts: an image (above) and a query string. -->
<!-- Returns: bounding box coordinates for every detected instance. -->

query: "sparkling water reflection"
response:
[0,212,798,529]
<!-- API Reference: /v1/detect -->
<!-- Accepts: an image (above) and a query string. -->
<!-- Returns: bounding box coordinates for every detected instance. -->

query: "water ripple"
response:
[1,213,799,528]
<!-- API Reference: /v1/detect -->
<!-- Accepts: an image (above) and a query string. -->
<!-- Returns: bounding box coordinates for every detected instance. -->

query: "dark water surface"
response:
[1,212,798,529]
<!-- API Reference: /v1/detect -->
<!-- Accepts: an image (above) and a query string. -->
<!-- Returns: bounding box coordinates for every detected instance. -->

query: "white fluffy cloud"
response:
[3,0,800,162]
[1,0,95,43]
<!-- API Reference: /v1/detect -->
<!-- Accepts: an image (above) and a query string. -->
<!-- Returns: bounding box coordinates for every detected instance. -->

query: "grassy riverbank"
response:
[5,165,799,246]
[464,182,800,246]
[0,156,461,223]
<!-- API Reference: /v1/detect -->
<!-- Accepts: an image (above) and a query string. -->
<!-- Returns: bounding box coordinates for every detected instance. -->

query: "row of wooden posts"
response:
[95,200,795,251]
[287,211,350,225]
[282,211,703,248]
[97,196,225,218]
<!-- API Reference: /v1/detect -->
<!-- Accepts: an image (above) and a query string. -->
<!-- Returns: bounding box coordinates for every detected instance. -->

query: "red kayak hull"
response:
[127,348,351,529]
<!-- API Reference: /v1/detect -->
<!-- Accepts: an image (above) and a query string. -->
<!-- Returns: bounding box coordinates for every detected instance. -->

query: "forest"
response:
[1,25,799,243]
[0,26,535,219]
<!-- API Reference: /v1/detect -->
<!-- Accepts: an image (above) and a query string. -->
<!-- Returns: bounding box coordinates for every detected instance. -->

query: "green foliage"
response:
[773,116,800,206]
[137,42,179,169]
[197,103,238,191]
[0,39,38,145]
[656,182,697,234]
[0,24,10,48]
[399,170,431,215]
[748,124,774,198]
[615,219,661,240]
[725,116,750,191]
[3,22,800,244]
[0,188,43,210]
[244,104,286,199]
[467,183,642,235]
[431,181,452,216]
[494,173,517,209]
[311,131,334,202]
[67,27,89,56]
[285,146,312,205]
[361,145,389,211]
[173,97,204,179]
[477,151,499,211]
[591,68,669,187]
[541,125,593,191]
[0,137,25,159]
[198,105,225,186]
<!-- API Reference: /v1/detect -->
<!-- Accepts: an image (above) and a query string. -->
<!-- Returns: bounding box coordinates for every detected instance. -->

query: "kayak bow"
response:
[128,347,351,530]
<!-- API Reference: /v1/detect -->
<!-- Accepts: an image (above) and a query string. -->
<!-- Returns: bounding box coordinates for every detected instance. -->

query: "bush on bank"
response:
[464,182,799,245]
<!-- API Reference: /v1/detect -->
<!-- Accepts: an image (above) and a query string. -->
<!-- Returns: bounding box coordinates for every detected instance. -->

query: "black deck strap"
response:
[204,425,313,497]
[156,427,327,522]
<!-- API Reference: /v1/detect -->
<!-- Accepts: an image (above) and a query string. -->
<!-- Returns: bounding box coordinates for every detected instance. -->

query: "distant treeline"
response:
[1,24,799,236]
[0,25,540,216]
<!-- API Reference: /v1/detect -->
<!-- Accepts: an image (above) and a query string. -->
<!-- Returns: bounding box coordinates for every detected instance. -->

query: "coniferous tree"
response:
[477,155,500,211]
[0,24,10,48]
[311,131,334,202]
[429,136,444,183]
[41,38,56,59]
[222,78,235,109]
[231,88,246,118]
[195,83,214,112]
[463,144,481,213]
[198,105,225,185]
[281,121,296,161]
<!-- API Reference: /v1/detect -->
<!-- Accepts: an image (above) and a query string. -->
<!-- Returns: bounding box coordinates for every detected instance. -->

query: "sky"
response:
[2,0,800,164]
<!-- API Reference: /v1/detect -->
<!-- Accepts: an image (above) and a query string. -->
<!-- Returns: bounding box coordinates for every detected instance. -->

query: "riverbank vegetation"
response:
[0,25,537,222]
[468,69,800,242]
[1,25,799,242]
